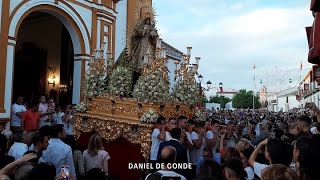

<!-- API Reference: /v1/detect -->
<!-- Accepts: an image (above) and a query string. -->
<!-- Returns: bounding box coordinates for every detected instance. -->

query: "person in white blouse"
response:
[40,124,76,179]
[8,131,28,160]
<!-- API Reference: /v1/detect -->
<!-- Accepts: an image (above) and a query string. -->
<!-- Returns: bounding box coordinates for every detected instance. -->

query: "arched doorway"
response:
[7,2,91,109]
[13,11,74,106]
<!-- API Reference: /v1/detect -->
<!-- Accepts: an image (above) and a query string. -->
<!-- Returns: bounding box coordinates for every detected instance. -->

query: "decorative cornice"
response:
[162,41,184,61]
[74,112,152,159]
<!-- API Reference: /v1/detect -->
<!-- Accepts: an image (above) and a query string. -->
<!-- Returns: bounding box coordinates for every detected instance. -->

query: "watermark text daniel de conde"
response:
[128,163,192,170]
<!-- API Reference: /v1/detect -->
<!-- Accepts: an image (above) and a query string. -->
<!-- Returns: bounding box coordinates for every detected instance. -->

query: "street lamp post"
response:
[218,82,223,108]
[197,74,222,109]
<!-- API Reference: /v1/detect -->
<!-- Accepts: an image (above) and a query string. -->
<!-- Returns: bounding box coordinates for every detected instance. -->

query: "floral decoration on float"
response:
[140,108,159,124]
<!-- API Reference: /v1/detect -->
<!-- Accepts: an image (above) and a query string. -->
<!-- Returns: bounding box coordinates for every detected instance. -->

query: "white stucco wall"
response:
[301,91,320,108]
[68,1,92,35]
[0,44,15,119]
[8,0,91,55]
[0,1,2,33]
[167,58,176,91]
[9,0,21,14]
[115,0,127,61]
[277,95,300,112]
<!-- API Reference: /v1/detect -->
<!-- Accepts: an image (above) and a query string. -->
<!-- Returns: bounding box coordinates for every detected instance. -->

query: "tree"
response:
[209,95,231,108]
[202,95,209,107]
[232,89,261,109]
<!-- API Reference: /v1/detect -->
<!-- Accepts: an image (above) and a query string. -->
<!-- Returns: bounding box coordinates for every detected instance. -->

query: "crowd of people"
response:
[146,103,320,180]
[1,95,320,180]
[0,96,111,180]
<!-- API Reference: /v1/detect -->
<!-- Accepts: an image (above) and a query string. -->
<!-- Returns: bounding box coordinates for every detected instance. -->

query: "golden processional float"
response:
[73,1,203,160]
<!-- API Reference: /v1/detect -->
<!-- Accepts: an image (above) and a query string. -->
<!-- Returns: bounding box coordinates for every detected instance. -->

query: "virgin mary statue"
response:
[115,17,158,73]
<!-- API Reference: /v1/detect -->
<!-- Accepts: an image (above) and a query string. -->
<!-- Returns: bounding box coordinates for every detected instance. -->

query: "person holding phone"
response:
[40,124,76,179]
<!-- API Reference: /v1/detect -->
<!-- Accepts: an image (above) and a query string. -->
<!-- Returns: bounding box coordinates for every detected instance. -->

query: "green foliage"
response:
[202,95,208,107]
[232,89,261,109]
[209,95,231,108]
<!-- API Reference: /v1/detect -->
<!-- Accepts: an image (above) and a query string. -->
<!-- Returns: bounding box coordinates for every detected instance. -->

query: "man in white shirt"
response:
[204,120,215,149]
[248,138,292,178]
[11,96,27,133]
[190,123,206,178]
[145,146,186,180]
[8,131,28,160]
[150,116,167,172]
[40,124,76,179]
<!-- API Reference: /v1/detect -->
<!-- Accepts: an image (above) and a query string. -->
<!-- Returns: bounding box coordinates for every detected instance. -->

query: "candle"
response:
[187,47,192,56]
[94,49,98,59]
[156,38,162,49]
[144,53,149,64]
[162,47,166,58]
[195,57,201,65]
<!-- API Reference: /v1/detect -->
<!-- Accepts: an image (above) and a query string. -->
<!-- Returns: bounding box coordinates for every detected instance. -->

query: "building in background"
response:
[0,0,184,130]
[260,86,267,106]
[0,0,131,121]
[298,65,320,108]
[216,90,238,99]
[162,41,184,90]
[267,87,300,112]
[303,1,320,107]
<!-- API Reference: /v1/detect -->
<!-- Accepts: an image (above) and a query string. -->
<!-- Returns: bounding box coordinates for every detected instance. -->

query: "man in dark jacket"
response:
[157,127,188,178]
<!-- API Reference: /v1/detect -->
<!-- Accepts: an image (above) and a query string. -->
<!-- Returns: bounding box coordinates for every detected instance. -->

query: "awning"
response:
[311,0,320,12]
[307,13,320,64]
[306,26,313,49]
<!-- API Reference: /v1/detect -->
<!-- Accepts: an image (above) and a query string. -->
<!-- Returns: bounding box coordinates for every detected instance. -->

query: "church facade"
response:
[0,0,183,127]
[0,0,130,121]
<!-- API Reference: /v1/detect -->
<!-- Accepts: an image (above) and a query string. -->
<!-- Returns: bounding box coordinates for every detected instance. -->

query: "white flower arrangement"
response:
[172,78,199,105]
[133,71,169,103]
[195,109,206,122]
[140,108,159,124]
[108,66,133,97]
[75,102,87,112]
[82,59,107,98]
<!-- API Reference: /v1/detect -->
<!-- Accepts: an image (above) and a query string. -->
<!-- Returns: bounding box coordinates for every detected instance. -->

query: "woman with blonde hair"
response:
[261,164,298,180]
[83,133,110,176]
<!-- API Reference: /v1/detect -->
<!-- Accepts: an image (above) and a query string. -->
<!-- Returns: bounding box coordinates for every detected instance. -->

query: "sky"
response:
[153,0,314,96]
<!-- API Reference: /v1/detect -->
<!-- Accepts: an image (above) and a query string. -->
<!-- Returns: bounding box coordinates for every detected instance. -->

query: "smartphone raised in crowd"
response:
[60,165,70,180]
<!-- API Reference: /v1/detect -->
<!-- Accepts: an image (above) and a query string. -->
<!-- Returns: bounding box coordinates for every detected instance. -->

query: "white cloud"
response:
[154,1,314,92]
